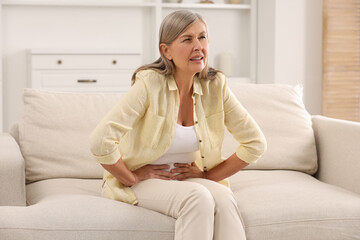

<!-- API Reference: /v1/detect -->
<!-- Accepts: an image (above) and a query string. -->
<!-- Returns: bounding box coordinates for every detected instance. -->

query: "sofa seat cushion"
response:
[229,170,360,240]
[0,179,174,240]
[26,178,103,205]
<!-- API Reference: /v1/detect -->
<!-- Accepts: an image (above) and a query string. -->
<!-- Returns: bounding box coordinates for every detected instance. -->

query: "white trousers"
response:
[130,178,247,240]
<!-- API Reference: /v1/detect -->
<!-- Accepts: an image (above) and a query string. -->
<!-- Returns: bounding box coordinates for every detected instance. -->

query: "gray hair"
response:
[132,10,219,84]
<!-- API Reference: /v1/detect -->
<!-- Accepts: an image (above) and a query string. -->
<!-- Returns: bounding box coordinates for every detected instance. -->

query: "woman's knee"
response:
[197,180,238,210]
[182,183,215,215]
[215,189,239,211]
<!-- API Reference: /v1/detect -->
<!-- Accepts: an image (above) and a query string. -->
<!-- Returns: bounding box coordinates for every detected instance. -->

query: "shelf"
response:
[28,48,142,55]
[2,1,250,9]
[162,3,251,9]
[1,1,157,7]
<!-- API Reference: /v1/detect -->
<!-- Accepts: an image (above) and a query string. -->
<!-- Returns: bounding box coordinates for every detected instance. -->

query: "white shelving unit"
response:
[0,0,257,131]
[162,3,251,9]
[1,1,157,7]
[2,0,256,83]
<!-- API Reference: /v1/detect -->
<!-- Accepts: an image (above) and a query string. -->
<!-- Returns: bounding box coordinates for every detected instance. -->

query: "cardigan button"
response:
[195,121,198,124]
[199,139,202,143]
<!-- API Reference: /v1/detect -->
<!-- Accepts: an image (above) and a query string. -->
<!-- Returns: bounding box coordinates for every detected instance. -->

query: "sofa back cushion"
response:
[19,89,124,183]
[19,82,318,183]
[223,82,318,174]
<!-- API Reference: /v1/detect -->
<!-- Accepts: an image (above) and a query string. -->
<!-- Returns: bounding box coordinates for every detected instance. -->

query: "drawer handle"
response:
[77,79,97,83]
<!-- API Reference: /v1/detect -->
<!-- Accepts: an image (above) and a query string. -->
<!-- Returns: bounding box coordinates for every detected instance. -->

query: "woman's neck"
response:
[174,71,195,97]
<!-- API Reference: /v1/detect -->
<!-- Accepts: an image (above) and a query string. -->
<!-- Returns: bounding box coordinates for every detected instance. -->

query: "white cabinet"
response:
[27,49,141,92]
[4,0,257,86]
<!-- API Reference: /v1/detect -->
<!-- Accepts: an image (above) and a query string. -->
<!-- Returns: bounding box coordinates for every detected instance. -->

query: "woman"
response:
[90,10,266,240]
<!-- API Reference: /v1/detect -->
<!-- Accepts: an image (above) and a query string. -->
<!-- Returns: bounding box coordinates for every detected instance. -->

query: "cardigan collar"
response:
[167,74,203,96]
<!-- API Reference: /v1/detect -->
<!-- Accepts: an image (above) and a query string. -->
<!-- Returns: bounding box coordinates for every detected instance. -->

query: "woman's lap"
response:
[130,178,234,218]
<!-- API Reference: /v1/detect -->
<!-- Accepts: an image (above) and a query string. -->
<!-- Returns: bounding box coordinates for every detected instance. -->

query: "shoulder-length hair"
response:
[131,10,220,85]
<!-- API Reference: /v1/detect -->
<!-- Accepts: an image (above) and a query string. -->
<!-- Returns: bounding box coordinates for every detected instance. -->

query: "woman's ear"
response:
[160,43,172,60]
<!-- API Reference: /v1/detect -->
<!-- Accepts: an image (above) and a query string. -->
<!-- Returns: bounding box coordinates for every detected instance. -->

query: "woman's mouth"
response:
[190,56,204,61]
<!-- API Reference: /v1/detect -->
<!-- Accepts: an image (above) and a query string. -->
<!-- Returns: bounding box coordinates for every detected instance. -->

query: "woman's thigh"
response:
[184,178,235,202]
[131,179,214,219]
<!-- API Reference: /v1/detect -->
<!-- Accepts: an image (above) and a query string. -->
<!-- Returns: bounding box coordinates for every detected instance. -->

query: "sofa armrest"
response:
[312,115,360,195]
[0,133,26,206]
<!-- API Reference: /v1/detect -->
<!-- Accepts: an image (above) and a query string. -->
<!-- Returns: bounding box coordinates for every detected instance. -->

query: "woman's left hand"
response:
[171,162,205,180]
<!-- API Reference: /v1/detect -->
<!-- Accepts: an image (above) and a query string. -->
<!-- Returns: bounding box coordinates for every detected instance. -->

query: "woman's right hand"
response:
[132,164,172,184]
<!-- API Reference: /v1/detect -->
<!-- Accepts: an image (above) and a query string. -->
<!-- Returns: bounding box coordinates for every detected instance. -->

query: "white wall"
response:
[257,0,275,84]
[257,0,323,115]
[0,3,3,133]
[1,6,150,132]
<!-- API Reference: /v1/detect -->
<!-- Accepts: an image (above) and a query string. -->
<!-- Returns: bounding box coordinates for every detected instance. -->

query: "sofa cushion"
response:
[229,170,360,240]
[16,173,360,240]
[19,83,317,183]
[19,89,125,183]
[0,179,174,240]
[223,82,318,174]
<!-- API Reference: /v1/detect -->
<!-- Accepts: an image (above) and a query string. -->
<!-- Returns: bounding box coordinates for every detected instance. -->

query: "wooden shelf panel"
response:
[2,1,250,9]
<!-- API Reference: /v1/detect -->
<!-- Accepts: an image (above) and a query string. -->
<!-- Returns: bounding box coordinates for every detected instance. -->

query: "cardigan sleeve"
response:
[89,72,149,165]
[222,77,267,164]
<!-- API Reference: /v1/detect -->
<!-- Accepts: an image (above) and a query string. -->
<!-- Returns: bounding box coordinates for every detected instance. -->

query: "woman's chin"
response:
[191,65,206,74]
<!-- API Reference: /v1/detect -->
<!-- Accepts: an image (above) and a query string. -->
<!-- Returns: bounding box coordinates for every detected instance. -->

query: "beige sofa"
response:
[1,82,360,240]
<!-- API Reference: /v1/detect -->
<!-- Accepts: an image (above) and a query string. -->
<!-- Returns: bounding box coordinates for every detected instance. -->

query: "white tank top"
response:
[152,123,200,170]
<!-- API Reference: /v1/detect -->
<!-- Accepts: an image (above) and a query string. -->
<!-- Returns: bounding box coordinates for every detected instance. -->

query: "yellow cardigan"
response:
[90,69,267,205]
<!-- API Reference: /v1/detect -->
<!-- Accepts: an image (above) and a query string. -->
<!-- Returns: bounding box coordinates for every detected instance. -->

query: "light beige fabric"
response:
[26,178,103,205]
[229,170,360,240]
[312,115,360,195]
[19,89,125,183]
[223,83,318,174]
[0,133,26,206]
[2,179,174,240]
[131,178,246,240]
[2,171,358,240]
[9,122,20,145]
[19,83,315,185]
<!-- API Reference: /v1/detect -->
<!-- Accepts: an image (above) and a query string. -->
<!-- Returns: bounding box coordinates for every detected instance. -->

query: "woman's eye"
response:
[183,38,191,42]
[200,36,206,39]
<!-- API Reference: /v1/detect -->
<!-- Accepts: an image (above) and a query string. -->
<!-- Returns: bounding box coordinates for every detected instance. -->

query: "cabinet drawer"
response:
[32,71,132,92]
[31,54,141,70]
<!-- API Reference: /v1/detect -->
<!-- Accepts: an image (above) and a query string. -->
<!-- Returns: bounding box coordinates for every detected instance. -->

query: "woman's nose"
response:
[193,39,203,51]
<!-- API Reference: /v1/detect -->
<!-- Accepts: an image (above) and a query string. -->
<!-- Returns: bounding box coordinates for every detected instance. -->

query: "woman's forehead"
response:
[181,21,207,36]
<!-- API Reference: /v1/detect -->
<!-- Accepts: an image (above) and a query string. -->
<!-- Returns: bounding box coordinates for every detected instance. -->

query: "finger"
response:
[154,170,173,178]
[171,167,189,174]
[174,163,190,168]
[149,164,170,170]
[173,173,190,181]
[155,175,172,180]
[148,172,172,180]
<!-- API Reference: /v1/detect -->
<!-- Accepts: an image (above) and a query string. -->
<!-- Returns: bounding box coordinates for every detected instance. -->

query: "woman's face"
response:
[162,20,209,77]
